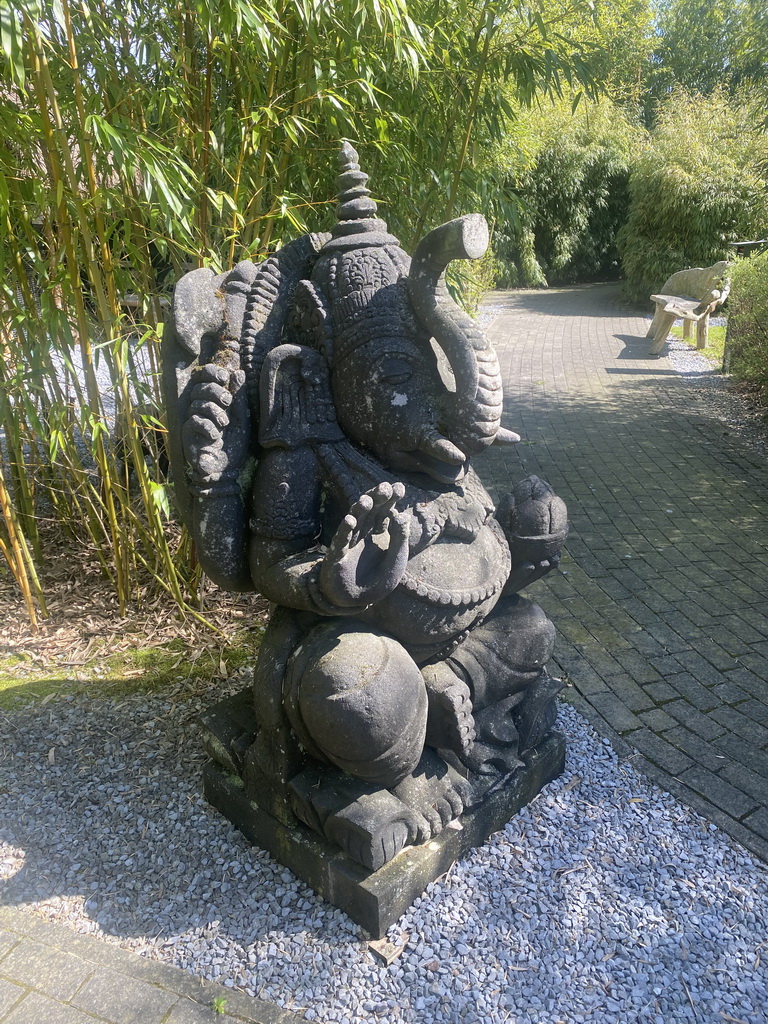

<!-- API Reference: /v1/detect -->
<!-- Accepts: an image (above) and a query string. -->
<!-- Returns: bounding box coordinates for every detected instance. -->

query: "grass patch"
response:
[669,322,726,365]
[0,625,263,709]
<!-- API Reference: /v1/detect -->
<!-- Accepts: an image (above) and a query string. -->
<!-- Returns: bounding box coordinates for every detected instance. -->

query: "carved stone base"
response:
[199,692,565,937]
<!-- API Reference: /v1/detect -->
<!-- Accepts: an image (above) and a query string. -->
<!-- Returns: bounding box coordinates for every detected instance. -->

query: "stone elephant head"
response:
[165,141,518,525]
[261,142,517,485]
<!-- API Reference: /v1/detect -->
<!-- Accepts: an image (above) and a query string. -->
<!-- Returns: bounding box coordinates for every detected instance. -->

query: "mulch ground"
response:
[1,522,269,681]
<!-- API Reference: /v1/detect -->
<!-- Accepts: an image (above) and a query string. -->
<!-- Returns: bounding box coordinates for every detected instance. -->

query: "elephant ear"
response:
[162,234,330,528]
[162,264,253,530]
[259,344,342,450]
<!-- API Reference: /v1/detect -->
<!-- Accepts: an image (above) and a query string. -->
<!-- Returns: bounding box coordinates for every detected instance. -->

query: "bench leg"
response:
[648,311,676,354]
[647,308,662,339]
[683,318,692,340]
[696,313,709,349]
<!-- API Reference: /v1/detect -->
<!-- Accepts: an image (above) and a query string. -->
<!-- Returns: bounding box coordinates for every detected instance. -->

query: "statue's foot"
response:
[290,766,424,871]
[422,662,476,758]
[392,748,470,844]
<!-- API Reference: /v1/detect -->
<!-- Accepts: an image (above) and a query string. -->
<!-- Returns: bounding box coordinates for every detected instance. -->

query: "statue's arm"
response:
[247,447,333,612]
[249,450,409,614]
[496,475,568,595]
[169,357,254,592]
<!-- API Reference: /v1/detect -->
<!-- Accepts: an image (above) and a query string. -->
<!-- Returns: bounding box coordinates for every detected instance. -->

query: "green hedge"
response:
[726,252,768,396]
[617,88,768,302]
[497,100,640,287]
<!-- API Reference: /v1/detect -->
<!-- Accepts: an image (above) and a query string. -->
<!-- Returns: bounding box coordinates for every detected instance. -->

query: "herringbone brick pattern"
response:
[480,283,768,863]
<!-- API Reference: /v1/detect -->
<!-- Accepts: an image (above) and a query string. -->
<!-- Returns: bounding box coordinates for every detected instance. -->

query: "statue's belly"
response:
[365,519,511,649]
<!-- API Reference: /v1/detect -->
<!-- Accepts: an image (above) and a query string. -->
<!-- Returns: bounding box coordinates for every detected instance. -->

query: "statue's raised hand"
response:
[320,482,410,608]
[182,364,250,488]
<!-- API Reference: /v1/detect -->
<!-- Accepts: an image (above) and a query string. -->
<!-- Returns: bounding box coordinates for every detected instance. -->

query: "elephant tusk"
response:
[421,432,466,465]
[494,427,521,445]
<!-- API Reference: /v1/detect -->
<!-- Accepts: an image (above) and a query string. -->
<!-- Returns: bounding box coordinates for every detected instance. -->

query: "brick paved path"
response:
[0,906,300,1023]
[481,282,768,864]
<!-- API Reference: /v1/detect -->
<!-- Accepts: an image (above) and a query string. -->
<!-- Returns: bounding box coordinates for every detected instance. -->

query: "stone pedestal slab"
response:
[201,719,565,937]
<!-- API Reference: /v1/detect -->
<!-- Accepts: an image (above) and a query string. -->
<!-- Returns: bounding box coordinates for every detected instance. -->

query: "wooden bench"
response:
[647,261,730,355]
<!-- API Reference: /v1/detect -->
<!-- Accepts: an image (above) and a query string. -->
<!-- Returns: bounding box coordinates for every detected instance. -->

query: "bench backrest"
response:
[659,260,730,301]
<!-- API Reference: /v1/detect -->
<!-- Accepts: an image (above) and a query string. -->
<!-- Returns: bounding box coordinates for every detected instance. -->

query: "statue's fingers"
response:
[388,509,411,550]
[191,382,233,407]
[408,810,433,847]
[189,400,229,429]
[370,481,393,505]
[369,482,399,529]
[329,514,357,556]
[444,785,465,821]
[349,492,375,539]
[197,451,225,480]
[184,414,221,442]
[377,513,409,586]
[197,364,230,385]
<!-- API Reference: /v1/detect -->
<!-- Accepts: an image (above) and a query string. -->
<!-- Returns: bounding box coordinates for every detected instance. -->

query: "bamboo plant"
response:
[0,0,601,622]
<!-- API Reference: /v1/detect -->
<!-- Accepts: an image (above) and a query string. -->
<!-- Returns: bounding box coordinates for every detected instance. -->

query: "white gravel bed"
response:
[1,682,765,1024]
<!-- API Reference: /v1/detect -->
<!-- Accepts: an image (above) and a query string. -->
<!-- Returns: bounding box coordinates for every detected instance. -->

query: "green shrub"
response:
[617,88,768,302]
[497,99,641,287]
[725,252,768,397]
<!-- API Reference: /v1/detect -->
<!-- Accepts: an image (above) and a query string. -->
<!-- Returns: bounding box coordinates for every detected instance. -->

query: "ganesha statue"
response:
[163,143,567,905]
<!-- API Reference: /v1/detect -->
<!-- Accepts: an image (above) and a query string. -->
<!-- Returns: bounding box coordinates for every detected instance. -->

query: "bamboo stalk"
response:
[0,464,41,631]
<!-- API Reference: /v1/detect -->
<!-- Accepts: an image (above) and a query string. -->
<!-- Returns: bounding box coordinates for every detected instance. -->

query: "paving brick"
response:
[718,614,768,644]
[614,650,661,685]
[0,978,26,1016]
[702,627,752,657]
[584,625,633,651]
[628,632,667,658]
[669,651,725,688]
[573,645,626,680]
[0,931,19,962]
[638,708,677,732]
[739,606,768,633]
[629,729,694,776]
[714,733,768,780]
[667,616,706,641]
[572,674,610,697]
[164,1000,242,1023]
[643,681,678,705]
[3,991,95,1024]
[722,668,768,701]
[708,706,768,748]
[677,767,759,819]
[648,655,683,678]
[71,969,177,1024]
[587,693,643,734]
[737,653,768,681]
[643,623,692,654]
[691,638,742,673]
[602,676,655,712]
[710,681,751,706]
[667,673,720,712]
[720,762,768,804]
[0,940,94,1002]
[661,701,725,741]
[664,727,732,773]
[736,698,768,724]
[743,807,768,841]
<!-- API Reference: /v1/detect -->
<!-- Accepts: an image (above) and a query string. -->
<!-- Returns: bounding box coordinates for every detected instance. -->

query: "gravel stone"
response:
[1,679,766,1023]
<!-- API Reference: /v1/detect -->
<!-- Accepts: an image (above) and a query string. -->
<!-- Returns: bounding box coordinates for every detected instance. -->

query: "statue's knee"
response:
[451,596,555,709]
[284,623,427,788]
[502,595,556,669]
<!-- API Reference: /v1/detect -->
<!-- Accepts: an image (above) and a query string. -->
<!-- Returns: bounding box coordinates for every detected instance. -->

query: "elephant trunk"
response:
[407,215,506,457]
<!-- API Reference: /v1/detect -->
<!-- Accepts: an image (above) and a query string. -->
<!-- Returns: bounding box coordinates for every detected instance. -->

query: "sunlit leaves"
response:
[617,87,768,301]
